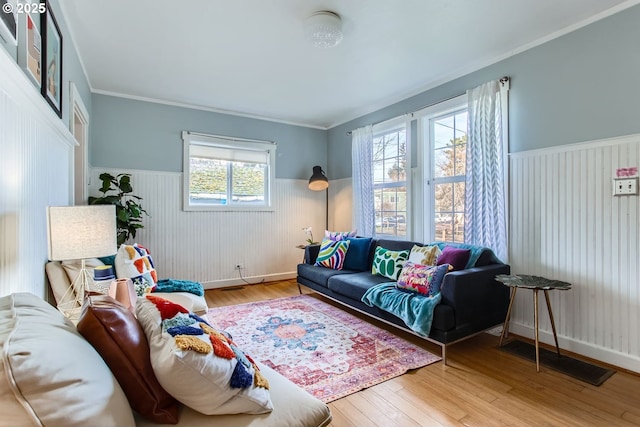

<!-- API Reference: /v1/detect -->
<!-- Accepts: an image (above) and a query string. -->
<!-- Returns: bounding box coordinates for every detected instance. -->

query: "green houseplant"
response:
[88,173,149,245]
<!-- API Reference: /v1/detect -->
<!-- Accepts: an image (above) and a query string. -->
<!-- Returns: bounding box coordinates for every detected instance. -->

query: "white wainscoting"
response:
[0,46,75,298]
[509,134,640,373]
[89,168,326,288]
[330,177,353,232]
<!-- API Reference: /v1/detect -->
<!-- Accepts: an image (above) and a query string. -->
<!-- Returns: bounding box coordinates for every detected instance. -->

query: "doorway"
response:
[69,83,89,204]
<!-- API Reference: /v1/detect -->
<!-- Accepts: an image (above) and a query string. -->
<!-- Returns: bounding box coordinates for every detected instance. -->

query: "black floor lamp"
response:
[308,166,329,230]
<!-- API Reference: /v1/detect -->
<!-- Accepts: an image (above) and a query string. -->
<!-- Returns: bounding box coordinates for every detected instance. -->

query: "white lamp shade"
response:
[46,205,117,261]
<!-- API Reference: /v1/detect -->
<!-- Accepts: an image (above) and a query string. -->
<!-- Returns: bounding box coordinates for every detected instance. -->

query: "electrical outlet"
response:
[235,264,243,270]
[613,178,638,196]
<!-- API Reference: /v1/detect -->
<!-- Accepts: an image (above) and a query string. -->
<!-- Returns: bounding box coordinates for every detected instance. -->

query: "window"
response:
[432,110,467,242]
[182,132,276,211]
[372,122,409,238]
[418,95,467,243]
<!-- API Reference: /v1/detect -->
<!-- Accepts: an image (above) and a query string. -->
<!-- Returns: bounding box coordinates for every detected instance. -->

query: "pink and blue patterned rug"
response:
[206,294,441,402]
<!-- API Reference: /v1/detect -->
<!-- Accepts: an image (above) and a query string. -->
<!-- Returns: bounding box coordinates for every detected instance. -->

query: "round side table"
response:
[495,274,572,372]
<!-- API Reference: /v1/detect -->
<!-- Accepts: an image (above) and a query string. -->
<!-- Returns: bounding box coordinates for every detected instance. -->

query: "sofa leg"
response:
[442,345,447,365]
[297,282,302,294]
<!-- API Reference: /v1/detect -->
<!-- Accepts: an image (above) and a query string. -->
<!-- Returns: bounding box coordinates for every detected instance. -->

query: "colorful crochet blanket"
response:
[154,279,204,297]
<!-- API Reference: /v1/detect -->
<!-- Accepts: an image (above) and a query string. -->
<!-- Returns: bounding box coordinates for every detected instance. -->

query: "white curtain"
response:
[352,125,375,237]
[464,79,509,261]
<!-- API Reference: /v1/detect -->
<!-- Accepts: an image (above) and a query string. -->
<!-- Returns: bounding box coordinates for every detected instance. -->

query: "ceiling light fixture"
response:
[304,11,343,49]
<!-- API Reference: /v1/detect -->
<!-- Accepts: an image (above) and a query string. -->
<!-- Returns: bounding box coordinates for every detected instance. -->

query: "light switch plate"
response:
[613,178,638,196]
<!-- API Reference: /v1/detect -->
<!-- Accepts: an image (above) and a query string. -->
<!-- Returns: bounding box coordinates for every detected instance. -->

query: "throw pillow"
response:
[371,246,409,280]
[136,296,273,415]
[0,293,135,427]
[324,229,357,241]
[436,246,471,271]
[115,243,158,294]
[314,238,350,270]
[342,237,372,271]
[77,294,180,424]
[396,262,450,296]
[408,245,441,266]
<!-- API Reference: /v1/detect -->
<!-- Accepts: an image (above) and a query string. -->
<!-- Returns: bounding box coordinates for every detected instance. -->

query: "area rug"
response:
[206,294,441,402]
[500,340,616,386]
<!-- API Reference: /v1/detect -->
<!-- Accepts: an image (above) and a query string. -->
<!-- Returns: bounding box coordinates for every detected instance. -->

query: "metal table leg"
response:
[534,289,540,372]
[499,287,517,347]
[544,290,561,356]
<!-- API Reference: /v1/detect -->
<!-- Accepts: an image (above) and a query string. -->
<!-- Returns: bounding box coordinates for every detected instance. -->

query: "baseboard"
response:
[202,271,297,289]
[507,322,640,374]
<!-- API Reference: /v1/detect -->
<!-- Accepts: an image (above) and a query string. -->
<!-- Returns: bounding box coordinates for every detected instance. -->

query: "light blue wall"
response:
[0,1,92,125]
[328,5,640,180]
[91,94,327,180]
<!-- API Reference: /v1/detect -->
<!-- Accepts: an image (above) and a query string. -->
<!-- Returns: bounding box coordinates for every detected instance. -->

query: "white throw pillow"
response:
[136,295,273,415]
[115,243,158,294]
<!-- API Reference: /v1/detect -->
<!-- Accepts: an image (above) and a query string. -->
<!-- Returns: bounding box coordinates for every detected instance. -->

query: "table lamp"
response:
[46,205,117,321]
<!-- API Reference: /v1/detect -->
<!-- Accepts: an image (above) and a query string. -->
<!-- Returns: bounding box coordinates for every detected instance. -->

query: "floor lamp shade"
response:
[308,166,329,191]
[46,205,117,261]
[46,205,117,322]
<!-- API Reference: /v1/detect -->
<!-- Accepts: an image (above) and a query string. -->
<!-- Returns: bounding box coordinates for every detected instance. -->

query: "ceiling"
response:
[60,0,635,129]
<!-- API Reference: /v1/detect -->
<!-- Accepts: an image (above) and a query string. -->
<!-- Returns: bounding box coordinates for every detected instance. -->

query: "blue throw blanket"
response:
[361,283,441,336]
[154,279,204,297]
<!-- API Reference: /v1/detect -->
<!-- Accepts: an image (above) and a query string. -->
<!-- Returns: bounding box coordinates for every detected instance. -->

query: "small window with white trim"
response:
[182,131,276,211]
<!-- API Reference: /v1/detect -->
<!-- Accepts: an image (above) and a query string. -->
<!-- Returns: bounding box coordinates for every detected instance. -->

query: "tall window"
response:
[431,110,467,242]
[373,123,409,237]
[182,132,276,211]
[418,95,467,243]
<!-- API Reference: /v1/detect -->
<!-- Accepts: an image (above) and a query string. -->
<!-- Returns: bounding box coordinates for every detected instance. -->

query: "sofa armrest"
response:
[304,244,321,264]
[439,263,511,326]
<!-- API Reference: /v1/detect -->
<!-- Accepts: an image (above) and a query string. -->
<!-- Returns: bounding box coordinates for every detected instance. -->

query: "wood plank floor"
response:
[205,279,640,427]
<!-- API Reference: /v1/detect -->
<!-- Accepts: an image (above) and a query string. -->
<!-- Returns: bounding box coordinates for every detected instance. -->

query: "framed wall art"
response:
[41,0,62,117]
[0,0,17,45]
[17,12,41,87]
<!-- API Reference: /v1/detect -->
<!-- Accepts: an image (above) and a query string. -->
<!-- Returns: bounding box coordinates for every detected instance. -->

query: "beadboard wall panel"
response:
[0,48,75,298]
[90,168,326,288]
[508,135,640,373]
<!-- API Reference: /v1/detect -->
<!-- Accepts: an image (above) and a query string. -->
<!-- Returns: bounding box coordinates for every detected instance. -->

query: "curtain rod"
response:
[346,76,509,135]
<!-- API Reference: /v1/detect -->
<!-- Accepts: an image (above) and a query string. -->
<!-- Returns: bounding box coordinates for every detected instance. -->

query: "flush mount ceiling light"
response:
[304,11,343,49]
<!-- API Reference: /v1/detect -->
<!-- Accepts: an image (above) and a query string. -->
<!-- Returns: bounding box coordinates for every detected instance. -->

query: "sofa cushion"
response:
[371,246,409,280]
[136,295,273,415]
[297,263,354,288]
[436,246,471,271]
[328,272,392,301]
[408,244,441,266]
[133,362,332,427]
[325,229,357,240]
[314,239,350,270]
[0,293,135,427]
[77,294,180,424]
[115,243,158,293]
[342,237,373,271]
[396,262,450,296]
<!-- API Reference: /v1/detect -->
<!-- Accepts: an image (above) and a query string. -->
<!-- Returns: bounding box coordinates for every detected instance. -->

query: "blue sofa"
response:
[297,239,510,362]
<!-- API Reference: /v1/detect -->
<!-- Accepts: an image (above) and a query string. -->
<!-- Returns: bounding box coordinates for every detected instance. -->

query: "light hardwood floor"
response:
[205,279,640,427]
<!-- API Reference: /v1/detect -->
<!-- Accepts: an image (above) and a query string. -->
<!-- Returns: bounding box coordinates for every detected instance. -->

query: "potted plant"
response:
[88,173,149,245]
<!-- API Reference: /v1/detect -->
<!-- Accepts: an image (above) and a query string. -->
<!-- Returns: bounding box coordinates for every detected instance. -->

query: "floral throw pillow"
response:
[396,261,450,296]
[314,238,350,270]
[371,246,409,280]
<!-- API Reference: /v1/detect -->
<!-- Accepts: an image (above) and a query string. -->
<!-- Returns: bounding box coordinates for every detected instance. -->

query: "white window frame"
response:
[416,95,467,242]
[182,131,277,212]
[372,116,411,239]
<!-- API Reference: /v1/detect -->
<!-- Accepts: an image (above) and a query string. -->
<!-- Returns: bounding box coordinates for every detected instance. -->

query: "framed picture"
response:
[0,0,17,45]
[17,12,41,87]
[41,1,62,117]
